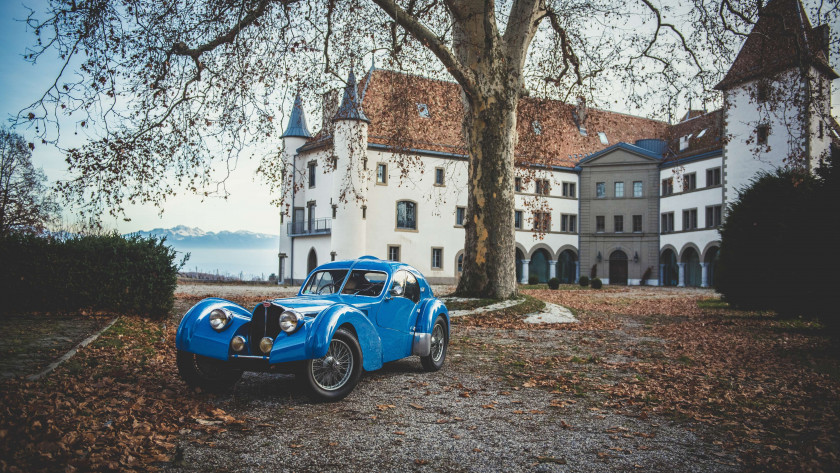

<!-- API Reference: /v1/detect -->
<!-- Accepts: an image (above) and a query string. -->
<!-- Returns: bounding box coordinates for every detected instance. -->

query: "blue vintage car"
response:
[176,256,449,401]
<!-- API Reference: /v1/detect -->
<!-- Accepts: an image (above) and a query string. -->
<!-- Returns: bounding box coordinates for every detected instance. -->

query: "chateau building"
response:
[277,0,838,287]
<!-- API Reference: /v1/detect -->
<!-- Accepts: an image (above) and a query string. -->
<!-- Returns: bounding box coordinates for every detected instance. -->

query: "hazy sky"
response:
[1,1,838,236]
[0,1,284,235]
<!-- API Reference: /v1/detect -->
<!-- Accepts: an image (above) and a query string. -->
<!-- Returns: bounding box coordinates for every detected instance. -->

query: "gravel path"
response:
[167,331,735,472]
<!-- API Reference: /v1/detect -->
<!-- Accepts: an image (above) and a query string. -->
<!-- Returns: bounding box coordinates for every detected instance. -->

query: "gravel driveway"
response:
[167,292,738,473]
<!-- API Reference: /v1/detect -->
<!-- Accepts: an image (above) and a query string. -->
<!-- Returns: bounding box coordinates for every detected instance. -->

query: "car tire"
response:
[303,328,363,402]
[177,349,242,393]
[420,315,448,372]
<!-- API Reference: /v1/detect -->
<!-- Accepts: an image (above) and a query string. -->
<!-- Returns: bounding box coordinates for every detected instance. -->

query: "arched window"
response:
[457,254,464,273]
[396,201,417,230]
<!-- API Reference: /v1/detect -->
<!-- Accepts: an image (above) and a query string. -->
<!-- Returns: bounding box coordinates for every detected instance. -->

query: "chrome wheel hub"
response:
[311,339,354,391]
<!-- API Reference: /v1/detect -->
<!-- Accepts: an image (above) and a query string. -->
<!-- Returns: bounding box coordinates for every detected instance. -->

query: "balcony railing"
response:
[288,218,332,236]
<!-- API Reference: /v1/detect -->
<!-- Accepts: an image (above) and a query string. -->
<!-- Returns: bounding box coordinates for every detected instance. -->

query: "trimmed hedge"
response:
[578,276,589,287]
[0,233,184,319]
[591,278,603,289]
[548,277,560,290]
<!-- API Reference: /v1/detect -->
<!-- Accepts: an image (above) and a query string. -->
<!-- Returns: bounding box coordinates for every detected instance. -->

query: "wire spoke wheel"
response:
[311,338,354,391]
[430,323,445,362]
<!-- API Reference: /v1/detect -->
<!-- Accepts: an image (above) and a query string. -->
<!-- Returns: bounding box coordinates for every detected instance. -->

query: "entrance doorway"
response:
[609,250,628,285]
[307,248,318,274]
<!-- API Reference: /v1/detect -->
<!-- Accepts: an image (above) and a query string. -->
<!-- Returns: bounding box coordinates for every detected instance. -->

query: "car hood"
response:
[267,296,337,316]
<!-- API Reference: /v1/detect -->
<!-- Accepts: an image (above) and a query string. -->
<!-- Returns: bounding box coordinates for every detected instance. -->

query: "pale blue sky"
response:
[0,1,284,235]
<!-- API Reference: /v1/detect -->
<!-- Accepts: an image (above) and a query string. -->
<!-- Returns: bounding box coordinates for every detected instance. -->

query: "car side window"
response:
[390,270,406,297]
[404,272,420,303]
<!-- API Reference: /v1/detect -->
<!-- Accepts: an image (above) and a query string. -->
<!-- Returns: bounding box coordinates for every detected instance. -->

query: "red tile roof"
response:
[715,0,838,90]
[301,69,669,167]
[664,109,725,162]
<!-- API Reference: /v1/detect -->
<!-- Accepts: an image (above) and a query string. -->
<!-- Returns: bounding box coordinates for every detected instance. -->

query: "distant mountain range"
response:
[128,225,278,249]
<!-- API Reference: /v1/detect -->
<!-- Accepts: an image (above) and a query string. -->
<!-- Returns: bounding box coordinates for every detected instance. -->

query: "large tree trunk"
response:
[452,5,523,299]
[455,83,519,299]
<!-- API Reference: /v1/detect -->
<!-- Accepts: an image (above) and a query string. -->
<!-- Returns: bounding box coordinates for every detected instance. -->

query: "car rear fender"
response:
[306,303,383,371]
[175,298,252,360]
[412,299,449,356]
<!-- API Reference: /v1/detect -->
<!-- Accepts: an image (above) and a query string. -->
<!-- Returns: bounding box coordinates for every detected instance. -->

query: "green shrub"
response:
[578,276,589,287]
[0,232,185,318]
[548,277,560,290]
[716,166,834,325]
[528,275,539,285]
[591,278,603,289]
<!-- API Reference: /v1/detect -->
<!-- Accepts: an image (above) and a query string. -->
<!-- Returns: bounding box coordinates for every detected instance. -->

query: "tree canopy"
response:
[0,127,59,236]
[14,0,839,296]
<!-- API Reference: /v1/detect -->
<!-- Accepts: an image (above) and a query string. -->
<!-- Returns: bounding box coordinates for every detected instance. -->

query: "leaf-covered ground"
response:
[463,287,840,472]
[1,286,838,472]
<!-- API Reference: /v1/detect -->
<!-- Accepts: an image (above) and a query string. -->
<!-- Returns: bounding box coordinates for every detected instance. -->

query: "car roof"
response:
[315,256,422,278]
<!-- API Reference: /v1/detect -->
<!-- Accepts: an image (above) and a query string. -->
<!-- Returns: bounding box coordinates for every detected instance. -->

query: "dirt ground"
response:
[164,287,742,473]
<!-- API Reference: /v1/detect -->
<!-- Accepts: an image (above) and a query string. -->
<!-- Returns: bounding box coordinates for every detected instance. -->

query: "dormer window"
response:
[598,132,608,145]
[696,128,707,138]
[532,120,542,135]
[416,103,430,118]
[679,134,693,151]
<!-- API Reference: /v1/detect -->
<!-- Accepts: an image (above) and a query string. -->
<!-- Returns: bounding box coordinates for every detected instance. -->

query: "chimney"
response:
[573,96,588,136]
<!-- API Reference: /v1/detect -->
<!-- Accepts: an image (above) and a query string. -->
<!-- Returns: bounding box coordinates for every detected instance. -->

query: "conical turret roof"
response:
[332,71,370,123]
[282,93,312,138]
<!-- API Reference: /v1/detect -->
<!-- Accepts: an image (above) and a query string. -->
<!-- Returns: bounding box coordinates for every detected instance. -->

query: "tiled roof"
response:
[303,69,668,167]
[664,109,724,163]
[715,0,838,90]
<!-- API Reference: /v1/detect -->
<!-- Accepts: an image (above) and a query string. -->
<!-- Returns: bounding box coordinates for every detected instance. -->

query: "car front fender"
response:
[306,303,383,372]
[175,298,252,360]
[412,298,449,356]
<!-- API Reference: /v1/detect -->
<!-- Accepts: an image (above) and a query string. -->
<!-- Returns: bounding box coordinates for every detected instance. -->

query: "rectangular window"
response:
[535,179,550,195]
[514,177,522,192]
[396,201,417,230]
[388,245,400,262]
[596,216,605,233]
[615,182,624,198]
[614,215,624,233]
[308,162,317,188]
[633,215,642,233]
[561,214,578,233]
[706,167,721,187]
[376,163,388,184]
[533,211,551,232]
[682,208,698,231]
[684,173,697,192]
[757,124,770,145]
[456,206,465,226]
[514,210,523,229]
[431,248,443,269]
[596,182,606,198]
[661,212,674,233]
[661,178,674,196]
[562,182,576,198]
[706,205,722,228]
[633,181,643,197]
[434,167,445,186]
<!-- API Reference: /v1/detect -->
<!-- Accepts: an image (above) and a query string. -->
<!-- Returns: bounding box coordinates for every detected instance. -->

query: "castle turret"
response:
[278,93,312,283]
[715,0,838,207]
[331,70,370,261]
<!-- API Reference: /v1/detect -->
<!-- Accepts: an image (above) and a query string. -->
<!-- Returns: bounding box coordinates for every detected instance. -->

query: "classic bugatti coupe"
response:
[176,256,449,401]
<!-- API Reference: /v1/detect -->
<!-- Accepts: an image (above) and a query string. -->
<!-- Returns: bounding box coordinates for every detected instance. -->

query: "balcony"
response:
[288,218,332,236]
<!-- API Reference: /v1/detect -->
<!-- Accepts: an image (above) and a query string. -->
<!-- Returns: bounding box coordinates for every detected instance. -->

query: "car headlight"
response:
[209,309,231,331]
[279,310,303,333]
[231,335,246,352]
[259,337,274,354]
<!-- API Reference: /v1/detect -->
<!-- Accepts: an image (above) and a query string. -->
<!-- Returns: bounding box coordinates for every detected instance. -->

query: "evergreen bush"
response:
[0,233,185,318]
[578,276,589,287]
[528,275,539,285]
[591,278,603,289]
[548,277,560,290]
[640,266,653,286]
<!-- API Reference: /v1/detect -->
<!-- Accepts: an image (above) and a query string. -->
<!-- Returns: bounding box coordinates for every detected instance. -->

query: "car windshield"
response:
[301,270,349,295]
[340,270,388,297]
